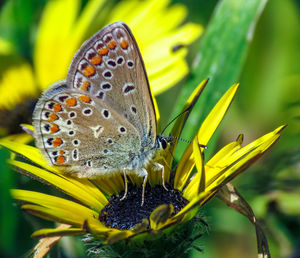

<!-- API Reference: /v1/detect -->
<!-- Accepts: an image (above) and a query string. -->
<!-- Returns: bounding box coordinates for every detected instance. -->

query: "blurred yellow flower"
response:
[0,0,202,113]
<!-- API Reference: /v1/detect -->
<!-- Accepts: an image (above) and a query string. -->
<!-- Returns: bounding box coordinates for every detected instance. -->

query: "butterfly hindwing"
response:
[33,81,145,176]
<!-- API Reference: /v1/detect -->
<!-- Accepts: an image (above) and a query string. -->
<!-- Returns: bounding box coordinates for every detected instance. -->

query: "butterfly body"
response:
[33,22,169,202]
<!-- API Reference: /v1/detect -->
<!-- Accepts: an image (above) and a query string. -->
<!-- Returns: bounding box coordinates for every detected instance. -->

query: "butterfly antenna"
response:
[168,135,208,149]
[161,107,192,136]
[168,135,191,144]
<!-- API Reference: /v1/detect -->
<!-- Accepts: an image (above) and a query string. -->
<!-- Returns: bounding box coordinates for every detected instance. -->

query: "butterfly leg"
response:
[120,169,128,201]
[138,168,148,206]
[153,162,168,191]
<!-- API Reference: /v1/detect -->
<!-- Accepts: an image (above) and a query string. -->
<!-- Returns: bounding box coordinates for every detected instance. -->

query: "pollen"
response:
[120,40,129,49]
[91,55,102,65]
[53,137,63,147]
[83,65,96,77]
[98,47,109,56]
[108,41,117,50]
[50,124,59,134]
[78,95,91,103]
[53,103,62,112]
[48,113,58,122]
[66,97,77,106]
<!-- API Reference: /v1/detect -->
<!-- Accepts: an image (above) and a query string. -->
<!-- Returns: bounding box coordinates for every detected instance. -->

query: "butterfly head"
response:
[155,135,172,151]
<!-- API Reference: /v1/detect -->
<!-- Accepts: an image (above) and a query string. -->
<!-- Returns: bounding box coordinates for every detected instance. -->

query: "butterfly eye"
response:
[161,139,168,150]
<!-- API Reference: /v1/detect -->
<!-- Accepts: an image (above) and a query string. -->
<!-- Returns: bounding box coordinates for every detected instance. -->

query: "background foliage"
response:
[0,0,300,257]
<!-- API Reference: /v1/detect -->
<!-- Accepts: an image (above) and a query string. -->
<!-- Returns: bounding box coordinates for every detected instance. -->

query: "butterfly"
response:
[32,22,169,205]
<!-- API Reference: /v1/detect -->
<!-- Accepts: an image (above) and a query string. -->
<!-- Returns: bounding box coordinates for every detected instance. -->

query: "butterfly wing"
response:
[67,22,157,149]
[33,81,146,177]
[33,22,157,177]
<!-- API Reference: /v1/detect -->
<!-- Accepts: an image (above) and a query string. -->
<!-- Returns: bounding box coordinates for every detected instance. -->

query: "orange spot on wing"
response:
[59,150,65,155]
[50,124,59,134]
[53,104,62,112]
[53,137,63,147]
[108,41,117,50]
[91,55,102,65]
[66,97,77,106]
[120,40,129,49]
[78,95,91,103]
[80,81,90,91]
[56,155,66,164]
[48,113,58,122]
[83,66,96,77]
[98,47,109,56]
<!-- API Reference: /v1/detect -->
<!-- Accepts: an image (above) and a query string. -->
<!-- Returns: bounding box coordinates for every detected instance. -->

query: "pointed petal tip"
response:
[231,82,240,92]
[276,124,287,133]
[236,134,244,144]
[203,77,209,83]
[20,124,34,136]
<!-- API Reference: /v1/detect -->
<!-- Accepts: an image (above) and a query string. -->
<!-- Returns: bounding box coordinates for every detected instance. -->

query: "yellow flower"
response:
[0,0,202,115]
[0,79,285,254]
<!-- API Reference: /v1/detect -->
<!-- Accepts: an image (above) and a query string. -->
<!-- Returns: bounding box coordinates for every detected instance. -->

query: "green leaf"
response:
[173,0,268,159]
[0,148,17,256]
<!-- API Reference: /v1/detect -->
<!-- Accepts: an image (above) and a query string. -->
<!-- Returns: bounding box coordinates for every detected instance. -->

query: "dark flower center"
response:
[99,184,188,230]
[0,98,37,135]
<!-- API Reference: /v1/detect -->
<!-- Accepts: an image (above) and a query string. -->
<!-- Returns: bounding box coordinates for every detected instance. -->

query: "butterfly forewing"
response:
[67,22,157,147]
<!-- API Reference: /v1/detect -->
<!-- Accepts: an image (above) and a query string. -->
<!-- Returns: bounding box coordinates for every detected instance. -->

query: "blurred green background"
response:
[0,0,300,257]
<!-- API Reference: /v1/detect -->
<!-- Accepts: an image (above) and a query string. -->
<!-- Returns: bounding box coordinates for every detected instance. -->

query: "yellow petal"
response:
[0,139,51,170]
[150,204,174,230]
[174,143,193,191]
[137,4,188,41]
[145,48,187,76]
[173,79,209,190]
[0,140,107,202]
[32,227,84,238]
[109,0,170,32]
[71,0,106,47]
[0,64,37,109]
[108,0,202,95]
[175,83,239,191]
[9,160,107,210]
[192,138,205,194]
[1,132,33,144]
[20,124,34,134]
[175,190,214,219]
[2,140,103,201]
[185,126,285,201]
[0,139,107,206]
[106,230,135,244]
[84,219,121,239]
[152,91,160,126]
[205,125,285,193]
[197,83,239,145]
[142,23,202,55]
[34,0,80,88]
[206,134,243,169]
[176,126,285,219]
[149,59,188,95]
[184,136,243,200]
[12,190,99,226]
[93,174,125,195]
